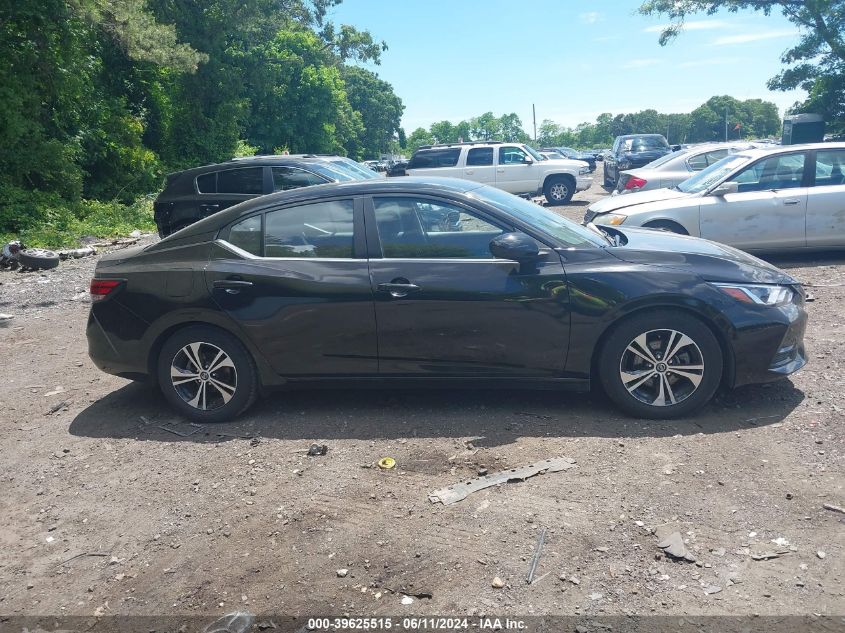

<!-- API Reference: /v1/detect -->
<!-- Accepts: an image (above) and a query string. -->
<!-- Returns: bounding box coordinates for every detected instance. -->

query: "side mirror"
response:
[490,232,539,261]
[710,181,738,196]
[523,155,534,164]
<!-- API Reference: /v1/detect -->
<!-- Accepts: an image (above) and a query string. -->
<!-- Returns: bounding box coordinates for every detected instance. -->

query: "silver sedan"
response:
[615,142,763,193]
[585,142,845,253]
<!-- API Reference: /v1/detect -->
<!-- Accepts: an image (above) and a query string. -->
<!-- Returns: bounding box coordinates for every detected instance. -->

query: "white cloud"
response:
[712,30,798,45]
[677,56,742,68]
[622,58,661,69]
[644,19,733,33]
[580,11,602,24]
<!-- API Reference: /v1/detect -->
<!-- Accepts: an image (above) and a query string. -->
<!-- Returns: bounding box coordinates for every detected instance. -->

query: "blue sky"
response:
[328,0,805,133]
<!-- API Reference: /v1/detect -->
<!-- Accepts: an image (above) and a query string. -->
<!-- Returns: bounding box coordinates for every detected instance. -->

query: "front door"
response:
[365,195,571,376]
[206,197,378,376]
[699,151,808,250]
[495,145,538,195]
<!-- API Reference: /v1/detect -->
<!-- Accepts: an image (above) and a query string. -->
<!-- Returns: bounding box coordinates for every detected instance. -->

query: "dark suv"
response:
[154,156,362,237]
[603,134,671,187]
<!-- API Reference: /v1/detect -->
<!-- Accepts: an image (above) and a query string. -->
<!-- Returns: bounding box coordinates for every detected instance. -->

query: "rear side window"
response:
[217,167,264,194]
[687,149,729,171]
[466,147,494,166]
[272,166,326,191]
[264,200,354,258]
[196,172,216,193]
[408,148,461,169]
[815,150,845,186]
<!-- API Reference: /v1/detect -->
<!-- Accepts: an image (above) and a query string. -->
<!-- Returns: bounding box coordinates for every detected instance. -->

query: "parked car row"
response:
[603,134,674,188]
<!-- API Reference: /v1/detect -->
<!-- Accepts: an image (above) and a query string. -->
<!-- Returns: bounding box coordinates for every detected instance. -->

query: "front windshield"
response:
[307,161,357,181]
[523,145,544,161]
[468,185,604,248]
[330,157,379,179]
[676,154,749,193]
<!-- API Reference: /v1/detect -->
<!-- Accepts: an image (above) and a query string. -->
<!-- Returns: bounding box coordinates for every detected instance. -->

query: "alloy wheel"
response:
[549,182,569,201]
[619,329,705,407]
[170,342,238,411]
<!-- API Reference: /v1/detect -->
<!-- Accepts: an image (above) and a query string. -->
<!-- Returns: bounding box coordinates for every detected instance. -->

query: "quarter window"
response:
[272,166,326,191]
[228,215,262,256]
[687,149,729,171]
[814,150,845,187]
[264,200,354,258]
[466,147,494,166]
[734,154,806,192]
[217,167,264,195]
[373,197,505,259]
[408,148,461,169]
[196,172,216,193]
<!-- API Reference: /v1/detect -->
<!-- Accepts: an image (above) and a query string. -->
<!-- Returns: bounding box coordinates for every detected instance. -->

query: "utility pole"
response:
[532,104,537,142]
[724,106,728,142]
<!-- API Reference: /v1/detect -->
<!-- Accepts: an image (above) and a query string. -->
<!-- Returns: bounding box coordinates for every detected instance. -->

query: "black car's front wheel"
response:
[599,312,722,419]
[157,325,258,423]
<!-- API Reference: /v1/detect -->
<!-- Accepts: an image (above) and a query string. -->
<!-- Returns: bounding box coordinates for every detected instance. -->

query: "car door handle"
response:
[213,279,253,294]
[783,198,801,205]
[377,280,420,298]
[496,168,504,173]
[465,170,474,175]
[200,203,220,213]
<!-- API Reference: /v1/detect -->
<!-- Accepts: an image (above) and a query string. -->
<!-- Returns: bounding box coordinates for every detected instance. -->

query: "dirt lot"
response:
[1,174,844,627]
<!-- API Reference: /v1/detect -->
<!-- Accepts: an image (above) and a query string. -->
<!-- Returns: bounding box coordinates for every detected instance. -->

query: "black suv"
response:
[154,156,362,237]
[603,134,671,187]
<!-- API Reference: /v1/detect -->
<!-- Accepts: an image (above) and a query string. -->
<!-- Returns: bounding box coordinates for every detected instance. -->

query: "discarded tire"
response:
[18,248,60,270]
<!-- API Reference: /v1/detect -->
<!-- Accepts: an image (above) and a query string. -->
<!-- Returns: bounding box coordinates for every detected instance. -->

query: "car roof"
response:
[160,177,486,243]
[167,155,345,178]
[733,141,845,160]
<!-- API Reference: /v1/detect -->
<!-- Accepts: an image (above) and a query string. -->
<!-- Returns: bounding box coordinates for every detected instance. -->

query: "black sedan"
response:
[87,178,807,422]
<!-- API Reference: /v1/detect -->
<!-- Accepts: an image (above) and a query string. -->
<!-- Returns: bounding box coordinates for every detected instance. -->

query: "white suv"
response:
[399,142,592,204]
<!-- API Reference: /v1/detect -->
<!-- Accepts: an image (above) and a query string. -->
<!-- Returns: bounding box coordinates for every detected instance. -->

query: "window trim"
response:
[219,196,365,260]
[195,171,218,195]
[364,193,514,260]
[725,149,811,193]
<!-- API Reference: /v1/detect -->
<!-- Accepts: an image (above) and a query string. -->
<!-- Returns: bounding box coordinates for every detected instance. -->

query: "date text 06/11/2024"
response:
[306,617,527,630]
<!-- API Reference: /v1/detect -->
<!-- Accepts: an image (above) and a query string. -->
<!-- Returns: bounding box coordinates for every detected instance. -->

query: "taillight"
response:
[90,279,122,302]
[624,176,648,190]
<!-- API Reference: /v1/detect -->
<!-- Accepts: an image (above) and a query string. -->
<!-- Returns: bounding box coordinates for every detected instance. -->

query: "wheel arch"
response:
[640,218,692,235]
[542,172,576,192]
[588,301,736,391]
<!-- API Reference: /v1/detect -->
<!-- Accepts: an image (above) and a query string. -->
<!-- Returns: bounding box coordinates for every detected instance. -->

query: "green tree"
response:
[343,67,404,158]
[406,127,435,152]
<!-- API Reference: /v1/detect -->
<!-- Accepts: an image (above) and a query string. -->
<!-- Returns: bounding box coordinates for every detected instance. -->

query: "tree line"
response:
[403,96,782,153]
[0,0,404,238]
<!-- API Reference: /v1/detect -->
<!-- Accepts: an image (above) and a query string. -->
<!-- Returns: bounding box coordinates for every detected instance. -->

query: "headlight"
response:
[595,213,627,226]
[579,166,590,175]
[712,283,794,306]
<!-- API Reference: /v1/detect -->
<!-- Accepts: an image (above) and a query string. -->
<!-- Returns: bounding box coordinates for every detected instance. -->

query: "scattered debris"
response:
[817,551,826,559]
[750,550,790,561]
[58,246,96,260]
[428,457,576,505]
[400,595,414,605]
[588,592,603,601]
[771,537,791,547]
[45,400,70,415]
[203,612,254,633]
[378,457,396,470]
[307,443,328,457]
[336,569,349,578]
[0,313,13,327]
[526,527,547,584]
[57,551,111,566]
[703,585,722,595]
[823,503,845,515]
[656,531,696,562]
[43,386,66,397]
[491,576,505,589]
[156,424,204,438]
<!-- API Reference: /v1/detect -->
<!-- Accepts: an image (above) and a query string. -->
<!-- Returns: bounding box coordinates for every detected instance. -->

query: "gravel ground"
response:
[1,176,843,625]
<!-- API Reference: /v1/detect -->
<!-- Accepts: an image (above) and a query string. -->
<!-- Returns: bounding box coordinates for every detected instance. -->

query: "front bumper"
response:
[576,175,593,191]
[729,297,807,388]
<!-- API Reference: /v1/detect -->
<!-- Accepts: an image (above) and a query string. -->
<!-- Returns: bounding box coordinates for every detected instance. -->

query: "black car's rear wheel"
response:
[157,325,258,423]
[599,312,722,419]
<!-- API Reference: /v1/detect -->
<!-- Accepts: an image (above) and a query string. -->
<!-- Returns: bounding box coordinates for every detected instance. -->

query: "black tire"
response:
[157,325,258,423]
[598,311,722,419]
[18,248,60,270]
[643,220,689,235]
[543,175,575,205]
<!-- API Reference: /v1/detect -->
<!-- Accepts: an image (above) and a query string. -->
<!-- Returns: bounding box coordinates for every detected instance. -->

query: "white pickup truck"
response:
[397,142,592,204]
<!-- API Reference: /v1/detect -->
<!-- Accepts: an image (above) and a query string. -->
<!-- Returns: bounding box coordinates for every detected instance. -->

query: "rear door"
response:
[806,148,845,248]
[495,145,536,194]
[365,194,571,376]
[699,151,808,250]
[463,147,495,183]
[206,197,377,376]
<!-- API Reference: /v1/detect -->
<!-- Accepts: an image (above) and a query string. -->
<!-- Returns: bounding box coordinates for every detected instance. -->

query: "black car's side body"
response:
[89,179,806,406]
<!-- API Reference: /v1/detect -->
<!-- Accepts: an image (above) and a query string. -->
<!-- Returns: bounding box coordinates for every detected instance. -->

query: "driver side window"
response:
[499,146,528,165]
[734,154,806,193]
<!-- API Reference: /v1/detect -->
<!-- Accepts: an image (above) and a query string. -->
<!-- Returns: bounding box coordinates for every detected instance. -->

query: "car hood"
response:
[605,226,798,285]
[542,158,589,170]
[588,187,690,214]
